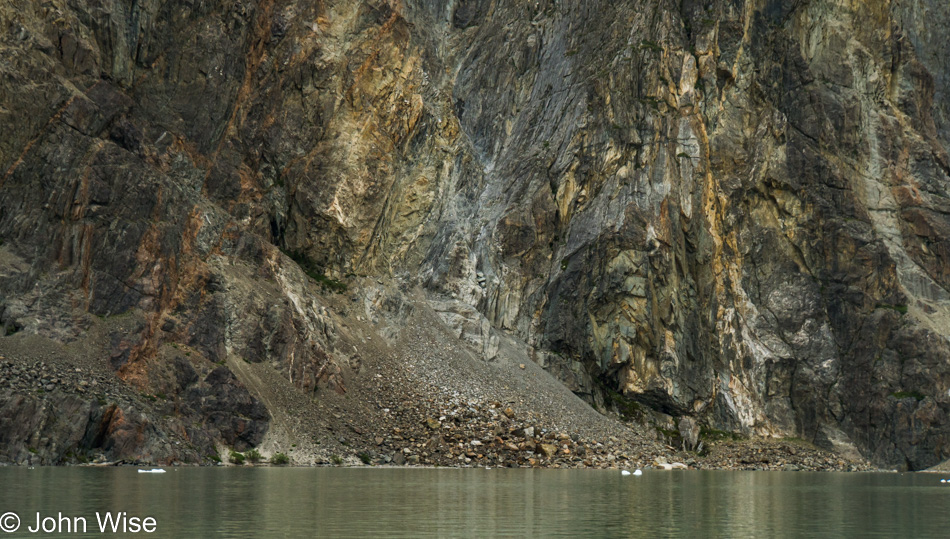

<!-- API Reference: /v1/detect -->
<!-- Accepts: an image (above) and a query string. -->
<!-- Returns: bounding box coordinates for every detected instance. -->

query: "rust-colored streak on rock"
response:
[79,223,95,304]
[207,0,279,168]
[168,135,213,171]
[1,95,79,188]
[102,407,148,461]
[344,6,403,108]
[115,205,207,388]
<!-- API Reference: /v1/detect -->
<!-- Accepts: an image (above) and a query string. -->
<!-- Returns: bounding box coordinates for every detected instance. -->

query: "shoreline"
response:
[0,324,900,474]
[0,461,897,473]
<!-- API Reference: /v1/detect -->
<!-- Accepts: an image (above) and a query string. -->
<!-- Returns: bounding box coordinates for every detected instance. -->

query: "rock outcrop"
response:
[0,0,948,469]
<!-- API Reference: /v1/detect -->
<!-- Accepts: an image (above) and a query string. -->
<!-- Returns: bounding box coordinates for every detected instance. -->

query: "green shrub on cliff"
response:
[281,249,347,293]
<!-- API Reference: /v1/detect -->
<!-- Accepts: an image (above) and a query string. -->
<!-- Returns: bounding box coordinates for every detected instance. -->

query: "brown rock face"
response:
[0,0,948,469]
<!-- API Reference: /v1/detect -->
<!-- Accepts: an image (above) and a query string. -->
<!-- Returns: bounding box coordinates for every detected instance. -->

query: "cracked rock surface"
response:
[1,0,949,470]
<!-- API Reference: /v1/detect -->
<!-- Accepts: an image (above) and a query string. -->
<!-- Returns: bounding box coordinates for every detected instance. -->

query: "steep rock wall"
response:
[0,0,948,468]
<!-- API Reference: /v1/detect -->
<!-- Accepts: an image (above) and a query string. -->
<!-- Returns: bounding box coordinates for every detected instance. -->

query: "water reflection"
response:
[0,468,947,537]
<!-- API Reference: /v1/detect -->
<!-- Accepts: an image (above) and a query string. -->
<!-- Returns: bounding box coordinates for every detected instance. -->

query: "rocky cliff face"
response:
[1,0,948,469]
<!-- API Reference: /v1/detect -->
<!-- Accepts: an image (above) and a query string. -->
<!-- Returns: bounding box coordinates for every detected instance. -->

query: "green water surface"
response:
[0,467,947,537]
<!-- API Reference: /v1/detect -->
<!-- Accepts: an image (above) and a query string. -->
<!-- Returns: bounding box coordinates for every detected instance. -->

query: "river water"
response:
[0,467,947,537]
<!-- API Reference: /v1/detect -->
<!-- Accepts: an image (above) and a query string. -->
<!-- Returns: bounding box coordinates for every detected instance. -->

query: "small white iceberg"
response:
[621,470,631,476]
[633,469,643,476]
[137,469,166,474]
[621,469,643,476]
[941,479,947,483]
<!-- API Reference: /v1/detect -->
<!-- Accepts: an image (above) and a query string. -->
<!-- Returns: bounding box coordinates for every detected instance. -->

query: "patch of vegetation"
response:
[28,447,37,454]
[780,436,808,444]
[876,303,908,315]
[270,452,290,466]
[676,152,691,159]
[207,454,222,463]
[606,389,644,422]
[281,249,347,293]
[890,390,925,402]
[357,452,372,465]
[229,451,245,465]
[245,449,263,463]
[65,450,88,464]
[560,257,569,270]
[331,455,343,465]
[638,97,660,111]
[638,40,663,52]
[699,427,745,442]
